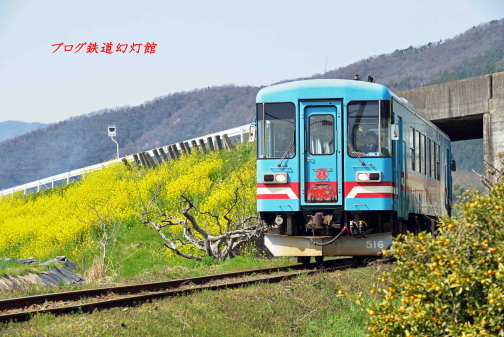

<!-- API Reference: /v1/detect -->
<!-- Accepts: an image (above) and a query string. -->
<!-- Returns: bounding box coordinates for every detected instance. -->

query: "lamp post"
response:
[108,125,119,159]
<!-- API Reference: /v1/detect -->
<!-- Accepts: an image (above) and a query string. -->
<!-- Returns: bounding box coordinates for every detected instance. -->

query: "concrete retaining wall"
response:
[397,71,504,177]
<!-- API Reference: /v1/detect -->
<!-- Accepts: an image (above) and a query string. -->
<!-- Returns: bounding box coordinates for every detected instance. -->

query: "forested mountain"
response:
[308,19,504,91]
[0,86,258,189]
[0,19,503,190]
[0,121,46,143]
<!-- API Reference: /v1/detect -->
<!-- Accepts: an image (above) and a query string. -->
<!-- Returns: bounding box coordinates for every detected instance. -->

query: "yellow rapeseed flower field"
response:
[0,144,256,261]
[0,164,138,259]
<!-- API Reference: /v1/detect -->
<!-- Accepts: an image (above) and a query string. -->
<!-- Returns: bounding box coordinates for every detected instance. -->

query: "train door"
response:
[394,116,407,218]
[300,101,343,206]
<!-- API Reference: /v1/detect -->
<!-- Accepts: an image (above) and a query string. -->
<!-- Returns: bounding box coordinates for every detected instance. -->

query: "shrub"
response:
[361,181,504,336]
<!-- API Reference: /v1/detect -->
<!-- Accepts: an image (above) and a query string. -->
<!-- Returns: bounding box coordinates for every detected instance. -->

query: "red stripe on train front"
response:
[257,194,290,199]
[344,181,393,198]
[256,182,300,199]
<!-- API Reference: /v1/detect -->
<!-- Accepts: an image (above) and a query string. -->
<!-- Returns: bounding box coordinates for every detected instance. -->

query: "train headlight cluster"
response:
[275,173,288,183]
[356,171,381,182]
[263,173,288,184]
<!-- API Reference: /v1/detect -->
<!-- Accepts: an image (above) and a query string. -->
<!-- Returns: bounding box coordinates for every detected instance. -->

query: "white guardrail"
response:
[0,124,251,198]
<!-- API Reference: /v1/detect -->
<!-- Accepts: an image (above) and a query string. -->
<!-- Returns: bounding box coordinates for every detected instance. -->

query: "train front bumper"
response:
[264,232,393,256]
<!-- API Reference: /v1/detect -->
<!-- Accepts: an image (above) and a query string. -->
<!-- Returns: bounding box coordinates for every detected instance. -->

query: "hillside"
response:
[0,19,503,190]
[0,86,258,189]
[0,121,46,143]
[308,19,504,91]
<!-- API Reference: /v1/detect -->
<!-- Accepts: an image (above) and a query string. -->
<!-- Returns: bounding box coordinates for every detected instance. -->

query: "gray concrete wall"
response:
[486,72,504,179]
[397,71,504,180]
[398,74,491,120]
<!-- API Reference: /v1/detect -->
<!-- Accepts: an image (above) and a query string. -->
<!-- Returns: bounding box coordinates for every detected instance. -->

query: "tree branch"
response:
[141,182,265,261]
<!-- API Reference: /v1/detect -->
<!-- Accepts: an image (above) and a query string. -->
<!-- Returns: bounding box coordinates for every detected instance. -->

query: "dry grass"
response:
[0,274,45,292]
[84,256,108,283]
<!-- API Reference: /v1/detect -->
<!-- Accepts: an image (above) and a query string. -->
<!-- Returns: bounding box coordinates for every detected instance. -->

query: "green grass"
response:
[0,263,390,336]
[0,260,60,278]
[0,255,298,299]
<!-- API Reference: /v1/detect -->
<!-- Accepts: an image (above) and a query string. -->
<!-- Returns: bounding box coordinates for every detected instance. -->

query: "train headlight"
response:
[275,173,288,183]
[357,173,369,181]
[356,171,381,182]
[263,174,275,182]
[263,173,288,184]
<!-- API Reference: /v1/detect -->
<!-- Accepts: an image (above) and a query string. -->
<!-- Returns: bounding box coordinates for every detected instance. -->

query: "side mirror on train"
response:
[248,124,256,142]
[451,158,457,172]
[391,124,399,141]
[248,118,257,142]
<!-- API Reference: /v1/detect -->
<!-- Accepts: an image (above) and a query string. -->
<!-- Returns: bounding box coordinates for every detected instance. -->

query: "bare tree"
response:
[473,155,504,191]
[141,184,265,261]
[78,207,124,281]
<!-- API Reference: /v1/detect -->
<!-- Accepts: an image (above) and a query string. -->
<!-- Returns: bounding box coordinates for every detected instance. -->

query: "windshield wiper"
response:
[277,141,294,167]
[346,141,366,166]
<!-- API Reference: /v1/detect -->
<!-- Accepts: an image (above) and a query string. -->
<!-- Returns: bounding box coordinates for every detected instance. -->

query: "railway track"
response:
[0,258,358,324]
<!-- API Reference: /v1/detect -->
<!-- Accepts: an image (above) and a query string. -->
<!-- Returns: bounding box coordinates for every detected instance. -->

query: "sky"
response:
[0,0,503,124]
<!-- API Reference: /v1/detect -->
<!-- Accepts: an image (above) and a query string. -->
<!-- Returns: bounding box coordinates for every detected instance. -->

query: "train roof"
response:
[256,79,392,102]
[257,79,450,141]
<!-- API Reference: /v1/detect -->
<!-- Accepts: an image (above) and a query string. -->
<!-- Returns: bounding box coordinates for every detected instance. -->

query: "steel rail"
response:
[0,259,352,311]
[0,264,302,311]
[0,260,356,324]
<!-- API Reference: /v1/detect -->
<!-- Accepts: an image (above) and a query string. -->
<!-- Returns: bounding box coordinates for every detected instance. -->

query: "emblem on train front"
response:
[306,183,337,202]
[316,168,328,180]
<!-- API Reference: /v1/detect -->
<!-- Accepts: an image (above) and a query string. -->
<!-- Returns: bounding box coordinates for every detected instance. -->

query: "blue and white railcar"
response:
[256,79,454,261]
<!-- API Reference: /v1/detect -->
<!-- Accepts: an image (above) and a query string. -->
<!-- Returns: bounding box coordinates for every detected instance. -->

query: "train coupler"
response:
[306,212,340,230]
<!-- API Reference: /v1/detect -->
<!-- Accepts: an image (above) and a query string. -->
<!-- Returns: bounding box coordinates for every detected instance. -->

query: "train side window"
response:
[436,143,441,180]
[433,142,437,179]
[347,100,391,157]
[256,102,296,159]
[309,115,334,155]
[410,127,415,171]
[416,131,421,173]
[380,102,392,156]
[423,135,427,175]
[431,140,435,178]
[426,138,431,177]
[421,133,426,175]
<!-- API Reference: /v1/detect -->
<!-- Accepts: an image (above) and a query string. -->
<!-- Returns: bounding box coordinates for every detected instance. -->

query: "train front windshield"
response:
[256,102,296,159]
[347,101,391,157]
[256,100,392,159]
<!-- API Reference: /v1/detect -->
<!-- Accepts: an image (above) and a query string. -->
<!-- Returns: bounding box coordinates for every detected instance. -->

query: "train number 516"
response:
[366,240,384,249]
